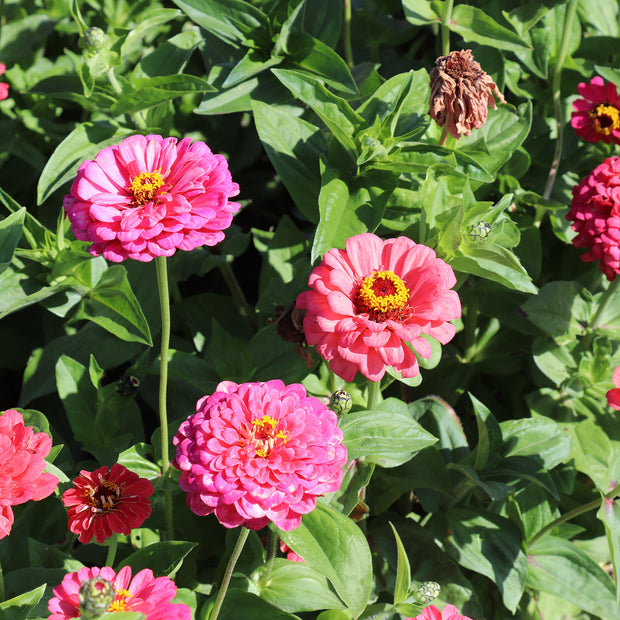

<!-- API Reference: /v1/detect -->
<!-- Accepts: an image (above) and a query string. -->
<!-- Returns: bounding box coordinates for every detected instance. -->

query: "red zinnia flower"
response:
[0,409,58,539]
[47,565,191,620]
[296,233,461,382]
[0,63,8,101]
[62,463,153,543]
[566,156,620,280]
[571,77,620,145]
[63,134,240,262]
[607,366,620,411]
[407,604,474,620]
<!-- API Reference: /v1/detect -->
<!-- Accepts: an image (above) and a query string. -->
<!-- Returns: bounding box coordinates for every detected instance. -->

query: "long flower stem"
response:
[367,379,382,410]
[218,262,257,333]
[440,0,454,56]
[343,0,354,67]
[105,534,118,567]
[156,256,174,540]
[543,0,579,200]
[582,277,620,349]
[210,527,250,620]
[0,557,4,602]
[262,531,279,586]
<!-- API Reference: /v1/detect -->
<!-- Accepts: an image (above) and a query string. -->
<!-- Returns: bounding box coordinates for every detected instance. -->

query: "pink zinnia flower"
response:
[47,565,191,619]
[566,156,620,280]
[407,604,474,620]
[607,366,620,411]
[0,63,8,101]
[0,409,58,539]
[63,134,240,262]
[296,233,461,382]
[571,76,620,145]
[62,463,153,544]
[280,541,304,562]
[173,380,347,531]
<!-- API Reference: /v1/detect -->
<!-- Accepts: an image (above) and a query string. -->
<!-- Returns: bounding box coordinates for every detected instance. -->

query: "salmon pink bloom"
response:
[407,604,473,620]
[62,463,153,544]
[566,156,620,280]
[173,380,347,531]
[607,366,620,411]
[296,233,461,382]
[571,77,620,145]
[47,565,191,620]
[0,63,8,100]
[0,409,58,539]
[63,134,240,262]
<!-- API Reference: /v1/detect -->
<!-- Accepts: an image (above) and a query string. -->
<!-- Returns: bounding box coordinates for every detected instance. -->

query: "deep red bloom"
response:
[571,77,620,145]
[566,156,620,280]
[47,565,191,620]
[0,63,8,101]
[407,604,473,620]
[0,409,58,539]
[296,233,461,382]
[607,366,620,411]
[62,463,153,543]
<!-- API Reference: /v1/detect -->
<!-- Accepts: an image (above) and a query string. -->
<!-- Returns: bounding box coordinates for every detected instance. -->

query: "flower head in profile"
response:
[606,366,620,411]
[63,134,240,262]
[566,156,620,280]
[429,49,505,139]
[173,380,347,531]
[48,565,191,620]
[62,463,153,544]
[0,409,58,539]
[407,604,473,620]
[296,233,461,382]
[0,63,8,101]
[571,76,620,145]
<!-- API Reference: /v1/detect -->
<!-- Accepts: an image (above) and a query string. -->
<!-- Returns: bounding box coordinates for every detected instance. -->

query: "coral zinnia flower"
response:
[606,366,620,411]
[62,463,153,543]
[173,380,347,531]
[571,76,620,145]
[63,134,240,262]
[429,49,505,139]
[566,156,620,280]
[296,233,461,382]
[407,604,474,620]
[47,565,191,620]
[0,63,8,101]
[0,409,58,539]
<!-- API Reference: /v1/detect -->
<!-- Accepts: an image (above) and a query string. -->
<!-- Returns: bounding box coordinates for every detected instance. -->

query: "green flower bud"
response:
[413,581,440,605]
[329,390,352,415]
[467,220,491,241]
[83,27,106,52]
[79,577,115,619]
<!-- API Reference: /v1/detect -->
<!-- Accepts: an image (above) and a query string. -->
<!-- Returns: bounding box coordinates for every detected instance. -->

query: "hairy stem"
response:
[343,0,354,67]
[367,379,382,410]
[582,277,620,349]
[105,534,118,567]
[440,0,454,56]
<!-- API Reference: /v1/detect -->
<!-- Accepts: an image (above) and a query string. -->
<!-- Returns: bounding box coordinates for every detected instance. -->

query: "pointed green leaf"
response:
[389,523,412,605]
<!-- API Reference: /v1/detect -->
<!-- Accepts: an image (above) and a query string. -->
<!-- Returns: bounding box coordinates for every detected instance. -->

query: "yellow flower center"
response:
[354,270,410,322]
[129,171,165,204]
[247,415,288,458]
[108,589,132,612]
[589,104,620,135]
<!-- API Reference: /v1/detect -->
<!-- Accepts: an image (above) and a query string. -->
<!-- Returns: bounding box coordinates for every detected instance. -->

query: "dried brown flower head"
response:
[429,49,506,139]
[268,303,314,367]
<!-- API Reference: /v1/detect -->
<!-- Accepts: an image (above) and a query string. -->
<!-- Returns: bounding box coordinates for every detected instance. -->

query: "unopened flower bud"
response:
[467,220,491,241]
[329,389,352,415]
[79,577,115,619]
[413,581,440,605]
[116,374,140,396]
[83,27,106,52]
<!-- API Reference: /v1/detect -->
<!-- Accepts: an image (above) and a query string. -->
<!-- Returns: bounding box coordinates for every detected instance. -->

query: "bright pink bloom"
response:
[296,233,461,382]
[0,409,58,539]
[0,63,8,100]
[607,366,620,410]
[280,541,304,562]
[566,156,620,280]
[571,77,620,145]
[173,380,347,531]
[62,463,153,544]
[48,565,191,619]
[407,604,473,620]
[63,134,240,262]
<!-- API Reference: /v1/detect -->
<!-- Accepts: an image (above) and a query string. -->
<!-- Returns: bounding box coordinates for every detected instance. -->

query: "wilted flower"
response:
[296,233,461,382]
[0,63,9,101]
[571,76,620,145]
[62,463,153,544]
[429,49,505,139]
[63,134,240,262]
[606,366,620,411]
[48,565,191,620]
[566,156,620,280]
[173,379,347,531]
[407,604,473,620]
[0,409,58,539]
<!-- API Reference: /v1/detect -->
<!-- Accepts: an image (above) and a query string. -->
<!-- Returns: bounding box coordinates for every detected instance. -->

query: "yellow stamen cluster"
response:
[589,104,620,135]
[354,270,410,322]
[251,415,288,458]
[84,480,121,513]
[108,589,132,612]
[129,170,165,204]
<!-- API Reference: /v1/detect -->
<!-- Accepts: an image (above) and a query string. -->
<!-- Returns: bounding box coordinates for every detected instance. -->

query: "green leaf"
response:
[277,504,372,618]
[389,523,411,605]
[118,541,197,579]
[0,208,25,274]
[212,589,301,620]
[317,611,352,620]
[120,8,182,60]
[469,393,502,471]
[117,443,161,480]
[597,491,620,602]
[339,408,437,467]
[135,29,202,78]
[402,0,442,25]
[0,583,46,620]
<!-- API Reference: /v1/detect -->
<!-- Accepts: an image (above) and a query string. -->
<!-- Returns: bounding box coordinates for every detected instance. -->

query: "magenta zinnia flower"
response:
[566,156,620,280]
[173,380,347,531]
[62,463,153,544]
[571,77,620,145]
[607,366,620,411]
[407,604,473,620]
[63,134,240,262]
[296,233,461,382]
[0,409,58,539]
[47,565,191,619]
[0,63,8,101]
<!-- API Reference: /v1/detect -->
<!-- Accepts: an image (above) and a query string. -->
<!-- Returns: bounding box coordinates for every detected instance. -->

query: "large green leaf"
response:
[0,583,46,620]
[213,589,301,620]
[389,523,412,605]
[118,541,197,578]
[0,208,25,275]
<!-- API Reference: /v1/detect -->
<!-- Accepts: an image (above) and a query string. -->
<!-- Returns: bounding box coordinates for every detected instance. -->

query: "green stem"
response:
[367,379,382,410]
[582,277,620,349]
[529,484,620,546]
[107,68,148,130]
[0,556,4,602]
[105,534,118,567]
[218,262,257,333]
[343,0,354,68]
[438,125,449,147]
[440,0,454,56]
[462,291,479,363]
[262,531,279,586]
[543,0,579,200]
[156,256,174,540]
[210,527,250,620]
